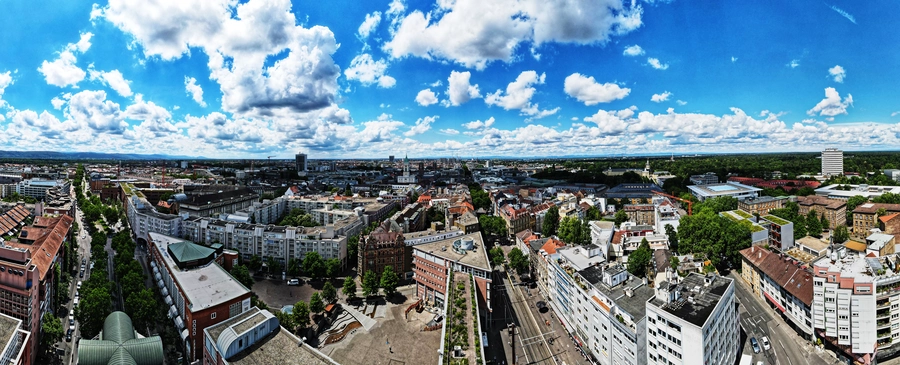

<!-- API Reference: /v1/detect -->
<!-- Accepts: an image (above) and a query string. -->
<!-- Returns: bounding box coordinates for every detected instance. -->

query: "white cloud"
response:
[51,97,66,110]
[439,128,460,135]
[66,90,128,133]
[445,71,480,106]
[71,32,94,53]
[184,76,207,107]
[415,88,438,106]
[731,56,738,63]
[829,4,856,24]
[89,69,133,97]
[37,32,95,88]
[484,70,557,119]
[344,54,396,88]
[463,117,495,129]
[647,57,669,70]
[787,59,800,68]
[358,11,382,38]
[623,45,644,56]
[828,65,846,83]
[651,91,671,103]
[405,115,438,136]
[0,71,12,107]
[104,0,341,116]
[807,87,853,119]
[676,100,687,106]
[563,73,630,105]
[892,111,900,117]
[383,0,643,69]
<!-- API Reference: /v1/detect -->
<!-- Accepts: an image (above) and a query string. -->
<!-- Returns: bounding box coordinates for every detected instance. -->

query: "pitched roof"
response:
[167,240,216,263]
[540,238,565,255]
[880,213,899,223]
[10,214,73,281]
[740,246,813,306]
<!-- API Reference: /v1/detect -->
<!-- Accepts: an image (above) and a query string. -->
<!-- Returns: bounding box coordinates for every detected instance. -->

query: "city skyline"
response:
[1,1,899,159]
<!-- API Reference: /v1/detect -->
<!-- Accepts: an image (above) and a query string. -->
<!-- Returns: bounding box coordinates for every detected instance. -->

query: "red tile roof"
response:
[740,246,813,305]
[540,238,565,255]
[8,214,73,282]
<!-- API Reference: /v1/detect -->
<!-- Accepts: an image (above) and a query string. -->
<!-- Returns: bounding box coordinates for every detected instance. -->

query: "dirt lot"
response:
[253,277,343,310]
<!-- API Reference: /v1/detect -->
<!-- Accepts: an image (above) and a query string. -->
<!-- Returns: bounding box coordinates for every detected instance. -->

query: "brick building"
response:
[624,204,655,226]
[358,221,407,278]
[412,233,492,310]
[797,195,846,229]
[148,233,252,361]
[852,203,900,236]
[738,196,785,216]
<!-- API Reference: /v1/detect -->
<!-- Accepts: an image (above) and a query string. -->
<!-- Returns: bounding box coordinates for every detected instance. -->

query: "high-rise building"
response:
[389,155,395,164]
[295,152,307,174]
[822,148,844,176]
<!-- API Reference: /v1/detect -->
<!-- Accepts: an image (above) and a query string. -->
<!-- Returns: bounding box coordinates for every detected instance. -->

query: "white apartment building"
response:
[16,179,70,200]
[126,194,183,244]
[181,216,364,269]
[646,273,739,365]
[822,148,844,177]
[547,244,653,365]
[739,246,814,340]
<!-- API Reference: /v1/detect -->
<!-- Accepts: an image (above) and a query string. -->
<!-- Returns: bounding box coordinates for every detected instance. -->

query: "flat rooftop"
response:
[557,244,606,271]
[579,266,654,322]
[412,232,491,271]
[651,274,733,327]
[688,182,761,197]
[0,313,20,352]
[149,232,250,312]
[228,327,337,365]
[796,236,829,253]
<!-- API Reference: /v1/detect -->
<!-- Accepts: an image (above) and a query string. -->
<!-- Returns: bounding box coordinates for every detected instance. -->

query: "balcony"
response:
[878,300,891,309]
[878,329,892,339]
[878,319,892,329]
[877,311,891,320]
[878,337,893,347]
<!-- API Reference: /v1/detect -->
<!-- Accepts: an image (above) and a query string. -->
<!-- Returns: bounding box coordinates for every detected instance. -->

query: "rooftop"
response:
[0,313,19,357]
[650,273,733,328]
[580,266,655,321]
[149,232,250,312]
[227,327,338,365]
[740,246,814,306]
[557,244,606,271]
[412,232,491,271]
[688,182,761,197]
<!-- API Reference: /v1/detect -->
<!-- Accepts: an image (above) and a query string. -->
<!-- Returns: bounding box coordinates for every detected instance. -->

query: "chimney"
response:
[704,274,714,287]
[625,287,634,297]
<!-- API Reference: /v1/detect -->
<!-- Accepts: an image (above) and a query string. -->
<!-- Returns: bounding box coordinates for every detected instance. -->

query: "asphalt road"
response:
[501,270,557,365]
[729,272,838,365]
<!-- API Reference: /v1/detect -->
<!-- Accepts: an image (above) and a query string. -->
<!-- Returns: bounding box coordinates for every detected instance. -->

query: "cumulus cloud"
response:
[828,65,846,83]
[444,71,480,106]
[104,0,341,115]
[623,45,644,56]
[65,90,128,133]
[415,88,438,106]
[344,54,396,88]
[440,128,460,135]
[0,71,12,107]
[358,11,382,38]
[651,91,671,103]
[383,0,643,69]
[37,32,95,88]
[51,97,66,110]
[787,59,800,68]
[647,57,669,70]
[463,117,495,129]
[405,115,438,136]
[88,69,133,97]
[807,87,853,119]
[184,76,207,107]
[485,71,557,119]
[564,73,630,105]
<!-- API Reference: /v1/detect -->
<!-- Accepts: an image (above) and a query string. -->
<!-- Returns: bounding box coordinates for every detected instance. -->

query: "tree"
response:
[846,195,869,226]
[542,206,560,235]
[293,301,310,328]
[627,238,652,278]
[820,213,830,231]
[310,292,325,314]
[342,276,357,301]
[664,224,679,253]
[347,235,359,268]
[286,258,301,277]
[614,209,628,227]
[322,281,337,303]
[479,215,507,236]
[695,196,738,215]
[507,248,529,275]
[248,255,263,272]
[670,256,680,272]
[585,206,602,221]
[40,313,63,351]
[558,217,591,245]
[274,310,296,332]
[380,266,399,297]
[124,288,156,331]
[489,246,506,267]
[325,258,341,279]
[75,286,113,338]
[230,265,254,289]
[806,210,823,238]
[266,257,283,274]
[833,225,850,243]
[362,270,380,297]
[676,210,751,270]
[302,252,325,279]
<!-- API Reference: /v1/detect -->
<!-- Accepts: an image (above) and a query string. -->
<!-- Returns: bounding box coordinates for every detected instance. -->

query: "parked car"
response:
[79,270,84,278]
[65,331,72,342]
[81,258,86,266]
[750,337,760,354]
[68,315,74,326]
[287,278,300,286]
[761,336,771,351]
[73,297,79,307]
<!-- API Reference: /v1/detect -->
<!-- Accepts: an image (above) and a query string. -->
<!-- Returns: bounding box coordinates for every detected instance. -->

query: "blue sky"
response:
[0,0,898,159]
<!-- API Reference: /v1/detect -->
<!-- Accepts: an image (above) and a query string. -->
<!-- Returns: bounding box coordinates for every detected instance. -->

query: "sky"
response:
[1,0,899,159]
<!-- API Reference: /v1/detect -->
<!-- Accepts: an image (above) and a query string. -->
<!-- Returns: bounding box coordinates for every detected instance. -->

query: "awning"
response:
[154,272,161,281]
[174,316,184,331]
[152,266,159,275]
[161,287,168,297]
[164,295,172,305]
[764,291,786,312]
[180,329,189,340]
[157,279,164,288]
[168,305,177,318]
[150,261,156,269]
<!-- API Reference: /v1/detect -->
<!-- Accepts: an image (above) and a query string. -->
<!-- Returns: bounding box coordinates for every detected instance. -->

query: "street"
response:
[729,272,840,365]
[501,269,556,365]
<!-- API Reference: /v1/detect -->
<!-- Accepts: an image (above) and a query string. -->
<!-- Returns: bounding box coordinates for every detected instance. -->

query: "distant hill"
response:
[0,150,204,160]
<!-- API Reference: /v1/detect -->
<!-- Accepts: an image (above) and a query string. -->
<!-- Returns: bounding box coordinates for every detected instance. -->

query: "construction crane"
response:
[652,191,694,215]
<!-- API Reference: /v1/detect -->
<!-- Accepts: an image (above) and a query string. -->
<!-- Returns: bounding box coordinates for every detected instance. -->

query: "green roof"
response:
[763,215,790,226]
[168,240,215,263]
[78,312,164,365]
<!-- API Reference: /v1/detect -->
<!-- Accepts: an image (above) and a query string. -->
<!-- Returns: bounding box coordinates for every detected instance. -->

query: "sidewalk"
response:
[343,304,377,331]
[731,273,842,365]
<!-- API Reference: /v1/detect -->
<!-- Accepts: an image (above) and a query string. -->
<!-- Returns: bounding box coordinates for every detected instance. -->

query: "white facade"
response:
[16,179,70,199]
[822,148,844,177]
[126,195,183,243]
[812,253,878,362]
[646,274,739,365]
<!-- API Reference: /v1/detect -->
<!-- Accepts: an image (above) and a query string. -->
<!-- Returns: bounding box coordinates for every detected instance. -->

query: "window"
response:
[211,312,217,319]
